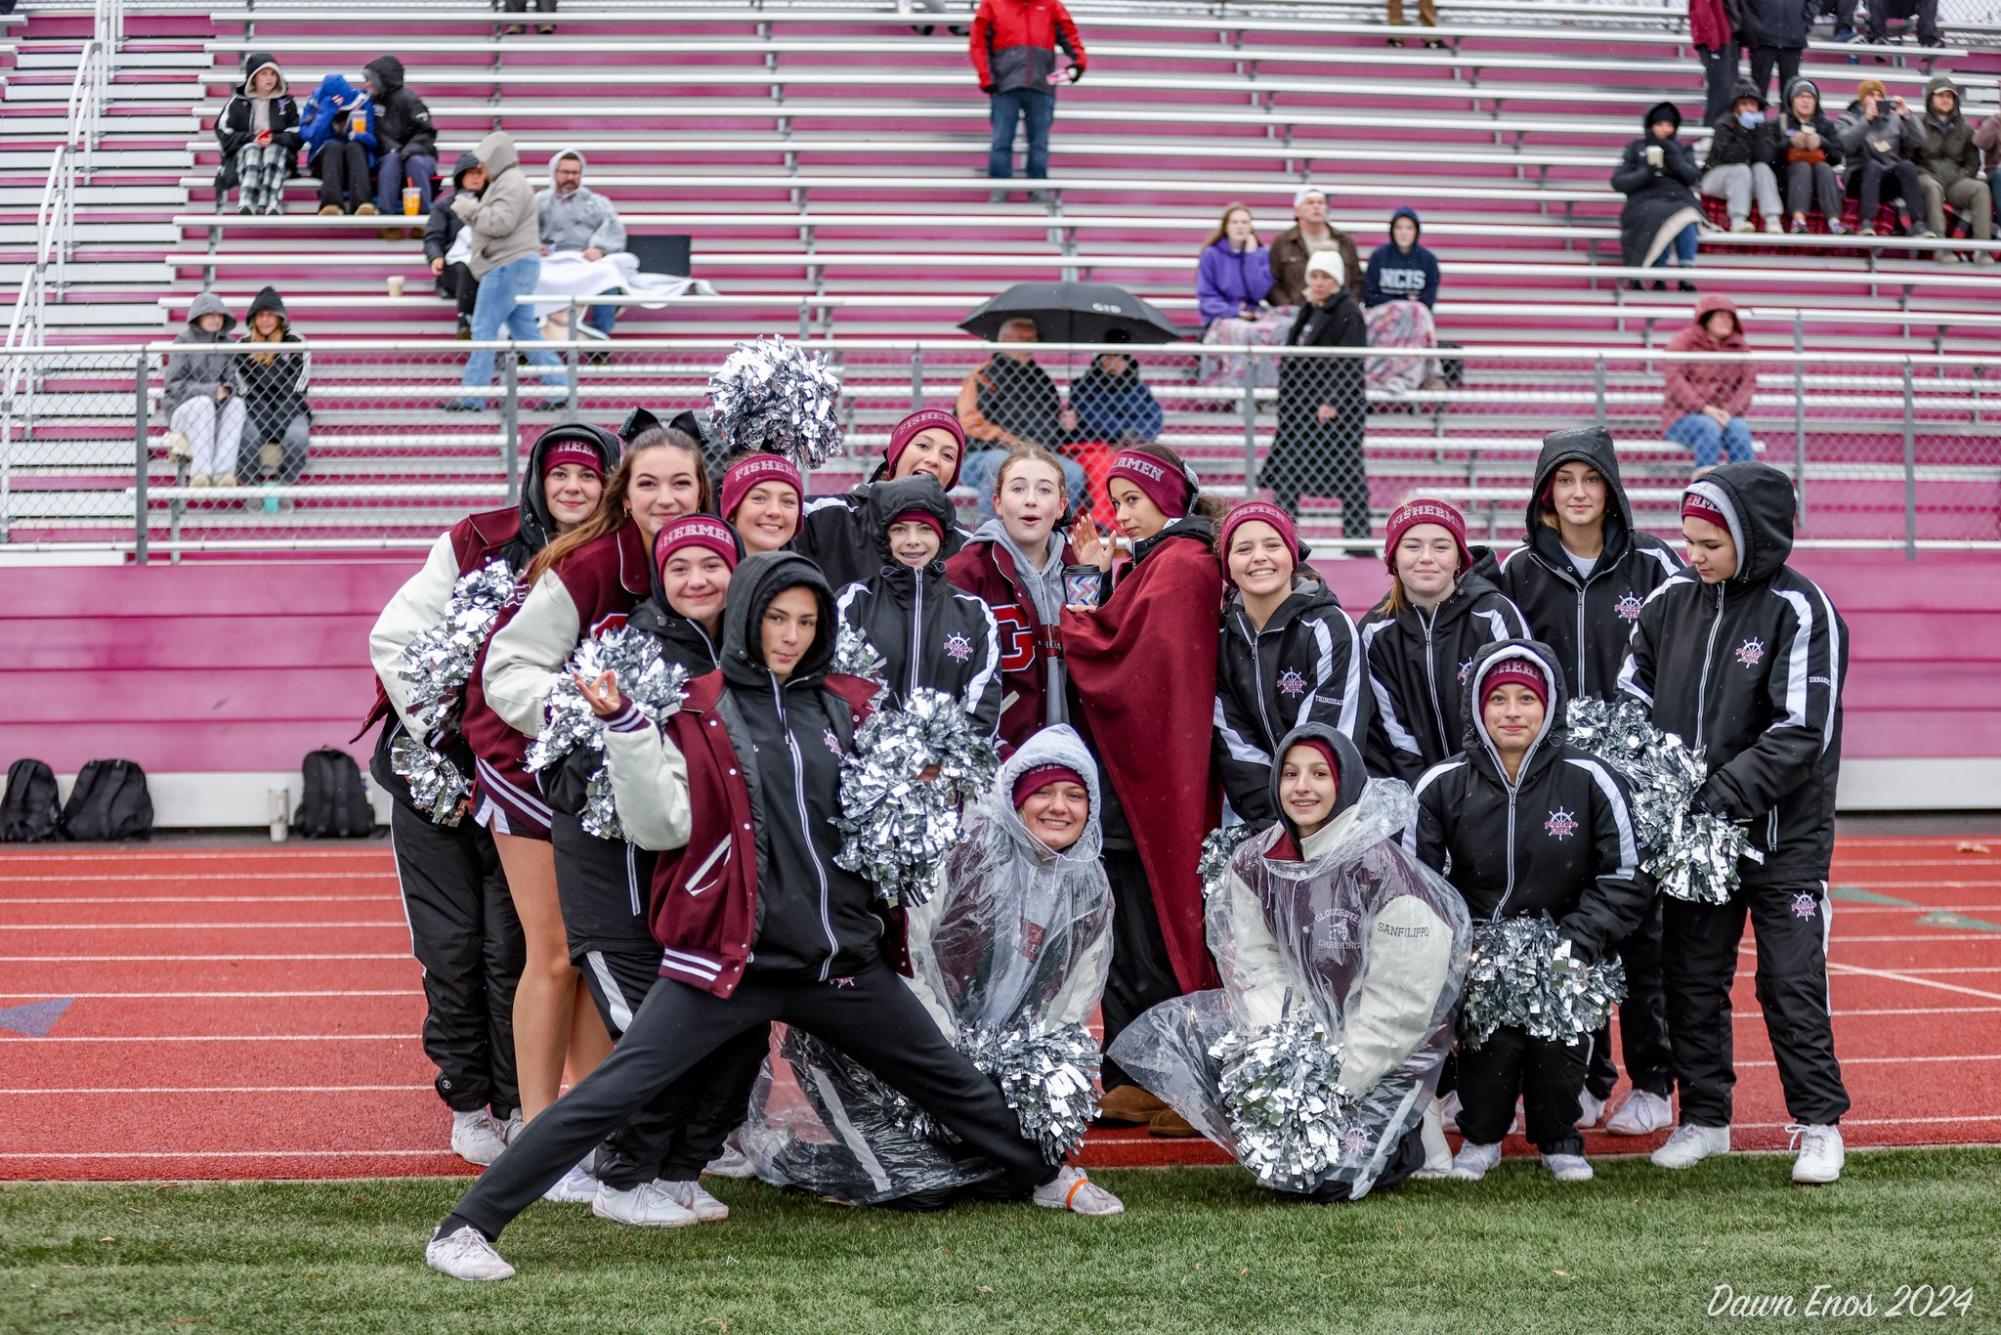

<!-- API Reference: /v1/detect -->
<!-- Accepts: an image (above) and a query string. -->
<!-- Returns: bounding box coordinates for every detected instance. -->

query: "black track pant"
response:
[1586,896,1674,1100]
[390,799,524,1116]
[575,945,769,1188]
[1662,881,1850,1128]
[442,959,1057,1241]
[1308,1123,1424,1203]
[1098,846,1185,1093]
[1456,1026,1588,1156]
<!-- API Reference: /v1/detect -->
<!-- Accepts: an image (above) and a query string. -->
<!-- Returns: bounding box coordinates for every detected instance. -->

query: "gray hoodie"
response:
[535,147,627,254]
[966,515,1069,728]
[454,131,540,278]
[161,292,240,414]
[1838,96,1926,168]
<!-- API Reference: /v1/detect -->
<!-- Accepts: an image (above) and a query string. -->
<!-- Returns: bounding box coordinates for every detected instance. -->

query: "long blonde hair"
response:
[524,429,708,584]
[247,308,288,366]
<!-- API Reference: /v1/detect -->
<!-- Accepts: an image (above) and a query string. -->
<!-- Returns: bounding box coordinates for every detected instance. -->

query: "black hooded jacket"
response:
[424,150,481,265]
[362,55,435,158]
[1358,554,1530,784]
[1613,102,1703,268]
[1706,80,1785,170]
[216,52,302,159]
[1214,579,1370,829]
[235,286,309,444]
[833,476,1002,735]
[1405,640,1651,962]
[1496,426,1685,702]
[1269,721,1367,849]
[1617,463,1847,888]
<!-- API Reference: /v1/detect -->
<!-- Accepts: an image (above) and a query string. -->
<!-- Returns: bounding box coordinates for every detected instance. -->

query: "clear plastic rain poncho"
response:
[739,726,1114,1206]
[1108,778,1471,1199]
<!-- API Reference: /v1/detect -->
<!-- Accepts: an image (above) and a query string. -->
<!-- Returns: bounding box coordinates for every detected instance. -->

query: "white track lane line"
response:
[5,1085,432,1095]
[0,850,392,862]
[0,1150,453,1160]
[14,1034,418,1042]
[0,991,417,999]
[0,953,411,962]
[1824,960,2001,1003]
[0,874,396,885]
[0,922,407,931]
[0,895,399,905]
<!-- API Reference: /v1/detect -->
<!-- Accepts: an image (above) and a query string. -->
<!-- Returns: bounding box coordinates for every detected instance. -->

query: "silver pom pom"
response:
[390,558,518,825]
[706,336,845,470]
[389,732,469,826]
[833,688,999,908]
[959,1020,1100,1165]
[524,626,689,841]
[831,623,889,685]
[1198,823,1260,901]
[1211,1006,1360,1192]
[1458,915,1627,1050]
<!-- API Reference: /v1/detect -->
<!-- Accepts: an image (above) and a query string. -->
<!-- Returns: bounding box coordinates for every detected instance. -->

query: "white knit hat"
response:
[1293,183,1327,206]
[1305,250,1345,285]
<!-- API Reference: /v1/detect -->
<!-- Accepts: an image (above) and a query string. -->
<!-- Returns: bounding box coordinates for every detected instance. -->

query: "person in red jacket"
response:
[1662,293,1757,474]
[971,0,1086,194]
[1691,0,1748,127]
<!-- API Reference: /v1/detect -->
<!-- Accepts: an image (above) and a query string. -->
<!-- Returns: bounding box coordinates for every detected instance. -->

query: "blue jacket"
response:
[300,74,378,168]
[1195,237,1274,324]
[1364,207,1440,307]
[1071,355,1163,444]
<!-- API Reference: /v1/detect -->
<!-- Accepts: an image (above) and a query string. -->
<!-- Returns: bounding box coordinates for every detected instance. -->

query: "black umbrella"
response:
[958,281,1181,345]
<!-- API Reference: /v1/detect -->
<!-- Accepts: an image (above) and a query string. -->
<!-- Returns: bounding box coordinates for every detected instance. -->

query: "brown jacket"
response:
[1268,223,1362,306]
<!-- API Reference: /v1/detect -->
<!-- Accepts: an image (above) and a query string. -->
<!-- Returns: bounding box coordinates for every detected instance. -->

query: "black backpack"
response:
[61,760,154,842]
[296,747,376,838]
[0,759,61,842]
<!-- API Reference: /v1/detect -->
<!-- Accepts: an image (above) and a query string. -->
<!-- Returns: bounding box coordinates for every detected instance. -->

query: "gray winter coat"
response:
[1838,99,1925,169]
[535,149,627,253]
[456,132,541,278]
[161,292,240,415]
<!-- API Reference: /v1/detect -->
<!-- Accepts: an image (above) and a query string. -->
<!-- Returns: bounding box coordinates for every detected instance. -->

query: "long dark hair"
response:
[524,428,708,585]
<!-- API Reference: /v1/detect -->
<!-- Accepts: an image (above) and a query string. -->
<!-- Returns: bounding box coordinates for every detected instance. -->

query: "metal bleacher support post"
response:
[1240,356,1260,492]
[133,351,150,565]
[1592,355,1606,426]
[1793,315,1809,523]
[1901,362,1919,562]
[501,354,520,505]
[909,350,924,412]
[565,300,582,420]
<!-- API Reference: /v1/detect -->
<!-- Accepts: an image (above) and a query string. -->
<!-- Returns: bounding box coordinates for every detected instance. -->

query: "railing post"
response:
[1592,354,1606,426]
[1240,349,1259,496]
[501,351,520,505]
[909,348,923,411]
[798,300,810,343]
[564,299,581,420]
[133,350,149,565]
[1792,315,1807,523]
[1901,361,1918,562]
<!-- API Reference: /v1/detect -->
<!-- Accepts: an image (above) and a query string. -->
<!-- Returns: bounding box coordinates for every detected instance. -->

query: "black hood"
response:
[1525,425,1635,563]
[1643,100,1682,135]
[239,51,285,96]
[450,150,481,190]
[720,550,837,690]
[864,474,957,568]
[1460,638,1569,780]
[517,422,622,557]
[246,285,288,324]
[1267,722,1367,845]
[1683,461,1797,588]
[1728,77,1766,112]
[363,55,405,96]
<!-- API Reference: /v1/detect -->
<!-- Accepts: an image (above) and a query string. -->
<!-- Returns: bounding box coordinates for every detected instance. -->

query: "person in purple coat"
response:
[1198,202,1286,391]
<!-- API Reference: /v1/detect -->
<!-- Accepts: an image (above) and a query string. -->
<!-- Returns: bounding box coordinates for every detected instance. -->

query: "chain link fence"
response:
[1,337,1994,558]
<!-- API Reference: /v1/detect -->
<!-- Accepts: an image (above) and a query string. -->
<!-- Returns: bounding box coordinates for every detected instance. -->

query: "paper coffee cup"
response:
[387,274,405,298]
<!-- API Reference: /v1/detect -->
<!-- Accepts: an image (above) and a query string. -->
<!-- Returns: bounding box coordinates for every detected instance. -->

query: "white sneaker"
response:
[1449,1140,1503,1181]
[591,1179,700,1228]
[1605,1089,1674,1136]
[662,1178,729,1223]
[702,1144,756,1179]
[450,1110,510,1167]
[1789,1124,1844,1184]
[542,1160,600,1204]
[1763,217,1784,235]
[1650,1123,1731,1169]
[1032,1165,1125,1215]
[425,1225,515,1282]
[1438,1090,1462,1133]
[498,1111,525,1145]
[1413,1100,1454,1179]
[1576,1091,1606,1130]
[1731,219,1756,233]
[1543,1152,1594,1183]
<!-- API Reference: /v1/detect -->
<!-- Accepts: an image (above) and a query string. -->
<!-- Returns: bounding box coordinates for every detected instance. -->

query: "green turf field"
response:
[5,1150,1999,1334]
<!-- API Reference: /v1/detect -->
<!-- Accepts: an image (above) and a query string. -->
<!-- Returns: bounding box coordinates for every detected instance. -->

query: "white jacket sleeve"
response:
[368,532,460,737]
[1222,865,1292,1032]
[481,569,581,738]
[600,708,692,852]
[1335,895,1455,1098]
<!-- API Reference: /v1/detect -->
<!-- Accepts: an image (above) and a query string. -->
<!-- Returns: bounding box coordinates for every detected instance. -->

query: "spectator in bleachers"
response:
[1662,294,1757,473]
[1841,0,1942,48]
[1264,252,1370,537]
[216,53,300,217]
[1743,0,1807,106]
[502,0,558,38]
[971,0,1087,197]
[299,73,377,217]
[1614,102,1704,290]
[1071,345,1164,447]
[1978,111,2001,230]
[1384,0,1441,48]
[1689,0,1747,127]
[1838,80,1930,237]
[536,150,629,337]
[1913,76,1994,263]
[1364,207,1440,308]
[1778,78,1846,234]
[955,318,1088,517]
[426,152,484,338]
[1196,203,1283,390]
[235,286,311,505]
[163,293,245,488]
[1363,208,1442,398]
[1703,80,1785,233]
[361,57,437,220]
[1269,185,1362,308]
[445,131,566,411]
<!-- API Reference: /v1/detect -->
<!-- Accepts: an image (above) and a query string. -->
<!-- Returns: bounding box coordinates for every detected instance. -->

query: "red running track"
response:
[2,837,1998,1181]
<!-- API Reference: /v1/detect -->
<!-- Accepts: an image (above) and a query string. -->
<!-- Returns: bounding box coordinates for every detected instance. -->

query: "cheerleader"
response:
[425,552,1112,1283]
[1405,641,1649,1183]
[467,425,709,1196]
[795,406,967,591]
[1358,497,1529,785]
[943,445,1075,756]
[362,424,615,1164]
[1212,499,1370,829]
[1109,725,1470,1202]
[1063,444,1227,1132]
[1620,465,1850,1185]
[1495,426,1682,1137]
[717,451,804,556]
[834,474,1002,733]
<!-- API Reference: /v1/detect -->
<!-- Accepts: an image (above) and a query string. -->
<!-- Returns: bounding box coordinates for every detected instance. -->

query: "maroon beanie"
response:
[654,514,738,576]
[1219,500,1301,584]
[1681,491,1729,529]
[1285,736,1341,785]
[888,506,946,542]
[1480,657,1549,709]
[1012,763,1085,810]
[541,439,606,478]
[886,408,966,490]
[1107,450,1191,519]
[720,453,803,523]
[1383,498,1472,575]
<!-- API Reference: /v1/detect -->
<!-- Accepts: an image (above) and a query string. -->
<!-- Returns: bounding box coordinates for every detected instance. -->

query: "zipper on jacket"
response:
[1241,613,1278,749]
[1695,583,1724,749]
[1417,606,1448,757]
[908,576,925,695]
[770,675,839,980]
[1472,675,1550,921]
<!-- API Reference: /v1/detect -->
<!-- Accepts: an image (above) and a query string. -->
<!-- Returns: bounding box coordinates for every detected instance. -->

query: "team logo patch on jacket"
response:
[1276,668,1308,698]
[822,728,844,757]
[1735,637,1766,668]
[1791,891,1819,920]
[1544,808,1579,840]
[943,632,974,663]
[1615,591,1644,622]
[1457,658,1474,683]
